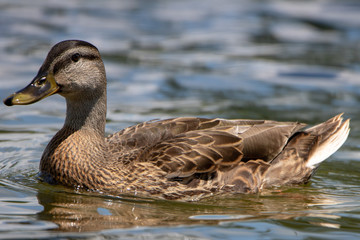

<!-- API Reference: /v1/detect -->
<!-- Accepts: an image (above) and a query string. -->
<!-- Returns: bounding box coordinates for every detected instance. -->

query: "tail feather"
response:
[304,114,350,168]
[262,114,350,188]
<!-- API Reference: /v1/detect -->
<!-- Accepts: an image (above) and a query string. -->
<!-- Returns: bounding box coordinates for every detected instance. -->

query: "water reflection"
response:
[37,188,207,231]
[36,185,344,232]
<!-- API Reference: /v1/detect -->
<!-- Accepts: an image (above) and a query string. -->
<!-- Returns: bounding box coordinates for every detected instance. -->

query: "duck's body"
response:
[4,40,350,201]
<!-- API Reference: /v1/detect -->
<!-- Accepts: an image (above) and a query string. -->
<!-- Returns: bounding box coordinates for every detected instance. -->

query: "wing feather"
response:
[106,117,306,179]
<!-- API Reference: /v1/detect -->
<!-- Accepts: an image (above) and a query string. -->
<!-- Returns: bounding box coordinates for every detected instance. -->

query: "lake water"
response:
[1,0,360,239]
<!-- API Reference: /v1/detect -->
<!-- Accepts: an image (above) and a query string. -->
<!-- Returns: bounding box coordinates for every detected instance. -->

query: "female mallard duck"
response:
[3,40,350,201]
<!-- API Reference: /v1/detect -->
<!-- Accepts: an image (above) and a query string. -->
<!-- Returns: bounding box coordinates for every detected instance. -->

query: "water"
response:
[1,0,360,239]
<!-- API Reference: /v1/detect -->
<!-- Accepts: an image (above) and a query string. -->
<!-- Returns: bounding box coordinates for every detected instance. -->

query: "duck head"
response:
[3,40,106,106]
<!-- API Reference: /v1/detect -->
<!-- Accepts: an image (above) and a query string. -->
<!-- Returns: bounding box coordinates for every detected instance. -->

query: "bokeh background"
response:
[0,0,360,239]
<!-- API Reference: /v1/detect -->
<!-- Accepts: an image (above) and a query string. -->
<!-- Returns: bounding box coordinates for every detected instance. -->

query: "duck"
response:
[3,40,350,201]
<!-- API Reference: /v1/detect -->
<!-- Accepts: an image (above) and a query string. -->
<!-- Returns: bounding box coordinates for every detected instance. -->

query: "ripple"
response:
[0,0,359,239]
[190,214,253,221]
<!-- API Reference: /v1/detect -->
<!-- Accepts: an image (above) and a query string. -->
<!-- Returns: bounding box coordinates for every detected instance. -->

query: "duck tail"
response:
[262,114,350,188]
[303,113,350,169]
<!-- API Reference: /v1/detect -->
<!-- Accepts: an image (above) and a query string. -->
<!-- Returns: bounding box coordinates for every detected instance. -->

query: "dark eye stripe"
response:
[53,58,69,75]
[82,54,99,61]
[53,53,99,75]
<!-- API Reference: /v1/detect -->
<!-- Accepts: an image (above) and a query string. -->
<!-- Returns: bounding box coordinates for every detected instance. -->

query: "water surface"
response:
[1,0,360,239]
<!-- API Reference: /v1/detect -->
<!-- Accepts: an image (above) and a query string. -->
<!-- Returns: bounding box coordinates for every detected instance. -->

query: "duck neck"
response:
[40,89,111,187]
[64,90,107,136]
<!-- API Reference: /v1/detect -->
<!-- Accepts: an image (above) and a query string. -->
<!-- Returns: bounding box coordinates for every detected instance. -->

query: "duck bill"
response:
[3,73,60,106]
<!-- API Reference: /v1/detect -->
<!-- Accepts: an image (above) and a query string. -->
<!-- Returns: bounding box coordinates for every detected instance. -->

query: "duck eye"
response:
[71,53,81,62]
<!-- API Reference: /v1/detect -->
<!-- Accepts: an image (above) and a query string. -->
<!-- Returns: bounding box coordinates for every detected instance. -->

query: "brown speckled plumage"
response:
[3,40,350,201]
